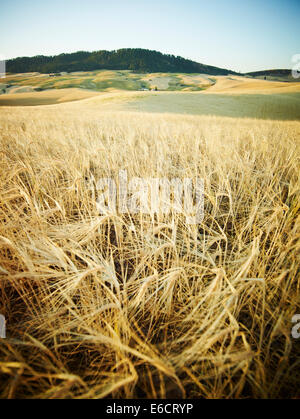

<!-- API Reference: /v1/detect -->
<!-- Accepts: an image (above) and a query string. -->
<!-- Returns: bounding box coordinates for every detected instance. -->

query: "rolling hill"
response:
[246,69,298,82]
[6,48,239,75]
[247,69,291,77]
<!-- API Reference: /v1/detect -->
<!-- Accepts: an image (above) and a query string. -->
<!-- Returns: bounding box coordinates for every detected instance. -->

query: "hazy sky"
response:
[1,0,299,72]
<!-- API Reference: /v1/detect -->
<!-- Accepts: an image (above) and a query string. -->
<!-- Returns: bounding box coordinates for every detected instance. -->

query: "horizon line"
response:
[4,48,292,74]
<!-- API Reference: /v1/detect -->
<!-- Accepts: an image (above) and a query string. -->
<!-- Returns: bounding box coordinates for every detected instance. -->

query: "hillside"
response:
[1,72,300,111]
[247,69,291,77]
[6,48,239,75]
[246,69,298,82]
[0,70,215,98]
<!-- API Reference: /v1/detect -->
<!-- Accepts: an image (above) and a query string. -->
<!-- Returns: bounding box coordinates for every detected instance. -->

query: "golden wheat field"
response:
[0,86,300,398]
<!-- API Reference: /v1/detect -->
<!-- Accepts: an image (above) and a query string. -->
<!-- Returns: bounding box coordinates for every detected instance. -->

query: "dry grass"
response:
[117,91,300,120]
[1,70,211,94]
[0,104,299,399]
[0,88,102,106]
[207,76,300,94]
[2,73,300,109]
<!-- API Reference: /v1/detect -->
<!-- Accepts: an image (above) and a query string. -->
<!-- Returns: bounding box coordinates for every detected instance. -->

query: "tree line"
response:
[6,48,238,75]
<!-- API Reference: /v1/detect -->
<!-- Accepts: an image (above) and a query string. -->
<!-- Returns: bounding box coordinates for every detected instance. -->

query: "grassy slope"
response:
[1,73,300,121]
[114,91,300,120]
[0,70,212,95]
[0,88,103,106]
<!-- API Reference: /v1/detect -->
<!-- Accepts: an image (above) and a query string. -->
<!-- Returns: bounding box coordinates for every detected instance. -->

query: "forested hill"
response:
[6,48,238,75]
[246,69,291,77]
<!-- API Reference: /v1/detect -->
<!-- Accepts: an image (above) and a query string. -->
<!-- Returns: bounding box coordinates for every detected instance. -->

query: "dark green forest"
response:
[6,48,238,75]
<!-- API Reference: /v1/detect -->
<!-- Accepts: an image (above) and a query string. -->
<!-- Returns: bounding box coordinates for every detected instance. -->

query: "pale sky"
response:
[1,0,299,72]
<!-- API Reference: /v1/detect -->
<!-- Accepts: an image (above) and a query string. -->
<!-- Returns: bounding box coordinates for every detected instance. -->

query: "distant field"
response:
[205,75,300,94]
[113,91,300,120]
[1,71,299,97]
[0,70,212,96]
[0,88,102,106]
[1,72,300,121]
[1,90,298,121]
